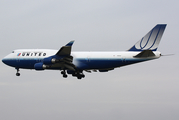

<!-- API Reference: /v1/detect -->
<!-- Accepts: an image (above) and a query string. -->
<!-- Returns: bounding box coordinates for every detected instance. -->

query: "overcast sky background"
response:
[0,0,179,120]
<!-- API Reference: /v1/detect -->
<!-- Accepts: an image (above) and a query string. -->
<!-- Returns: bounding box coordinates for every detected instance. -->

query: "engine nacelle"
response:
[43,57,57,65]
[34,63,46,70]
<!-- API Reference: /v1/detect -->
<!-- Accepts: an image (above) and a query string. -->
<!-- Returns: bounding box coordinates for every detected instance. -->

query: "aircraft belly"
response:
[75,58,155,70]
[76,58,122,70]
[89,59,121,69]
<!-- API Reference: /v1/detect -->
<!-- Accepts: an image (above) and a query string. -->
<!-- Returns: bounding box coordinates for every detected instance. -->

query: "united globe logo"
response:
[17,53,21,56]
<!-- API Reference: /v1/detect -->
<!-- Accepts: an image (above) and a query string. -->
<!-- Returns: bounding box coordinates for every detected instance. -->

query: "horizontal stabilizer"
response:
[134,50,155,58]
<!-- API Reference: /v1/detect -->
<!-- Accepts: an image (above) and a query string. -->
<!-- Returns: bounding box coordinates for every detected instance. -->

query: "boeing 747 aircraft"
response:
[2,24,166,79]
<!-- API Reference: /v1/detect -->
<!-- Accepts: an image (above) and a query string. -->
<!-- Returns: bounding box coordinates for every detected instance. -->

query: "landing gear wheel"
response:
[16,73,20,76]
[61,70,68,78]
[61,71,65,75]
[15,68,20,76]
[77,76,82,79]
[81,74,85,78]
[63,74,68,78]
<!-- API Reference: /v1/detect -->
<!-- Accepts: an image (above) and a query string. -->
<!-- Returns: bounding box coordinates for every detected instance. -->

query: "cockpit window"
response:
[12,51,14,53]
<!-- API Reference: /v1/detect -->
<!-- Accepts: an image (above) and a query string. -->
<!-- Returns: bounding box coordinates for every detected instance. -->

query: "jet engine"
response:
[43,57,59,65]
[34,63,46,70]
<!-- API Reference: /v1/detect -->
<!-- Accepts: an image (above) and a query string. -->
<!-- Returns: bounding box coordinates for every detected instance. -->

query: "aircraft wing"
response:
[35,40,84,79]
[55,41,76,71]
[56,41,74,56]
[42,41,76,71]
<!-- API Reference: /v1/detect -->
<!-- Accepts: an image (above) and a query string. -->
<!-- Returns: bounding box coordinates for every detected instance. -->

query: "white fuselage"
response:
[2,49,161,71]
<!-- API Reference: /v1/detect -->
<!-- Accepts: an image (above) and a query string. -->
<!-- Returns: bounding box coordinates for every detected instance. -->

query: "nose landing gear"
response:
[16,68,20,76]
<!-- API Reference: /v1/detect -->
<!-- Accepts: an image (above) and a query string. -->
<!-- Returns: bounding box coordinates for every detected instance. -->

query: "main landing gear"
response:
[61,70,85,79]
[61,70,67,78]
[16,68,20,76]
[77,73,85,79]
[72,72,85,79]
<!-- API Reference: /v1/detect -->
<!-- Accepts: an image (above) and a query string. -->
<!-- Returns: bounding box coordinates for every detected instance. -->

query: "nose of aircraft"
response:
[2,58,7,65]
[2,54,12,66]
[2,57,14,67]
[2,53,17,67]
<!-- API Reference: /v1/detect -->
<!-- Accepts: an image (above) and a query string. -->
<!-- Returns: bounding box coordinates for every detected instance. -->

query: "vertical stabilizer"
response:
[128,24,166,51]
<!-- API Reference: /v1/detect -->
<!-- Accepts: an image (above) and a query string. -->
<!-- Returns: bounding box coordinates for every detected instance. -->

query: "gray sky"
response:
[0,0,179,120]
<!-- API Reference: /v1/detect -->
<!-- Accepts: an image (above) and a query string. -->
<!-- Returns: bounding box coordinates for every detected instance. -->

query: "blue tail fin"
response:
[128,24,167,51]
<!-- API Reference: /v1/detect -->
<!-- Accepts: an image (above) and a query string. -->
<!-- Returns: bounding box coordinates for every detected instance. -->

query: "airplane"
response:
[2,24,166,79]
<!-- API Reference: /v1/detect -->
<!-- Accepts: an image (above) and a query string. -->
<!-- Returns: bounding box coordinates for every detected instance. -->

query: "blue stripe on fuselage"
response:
[2,58,152,70]
[2,58,43,69]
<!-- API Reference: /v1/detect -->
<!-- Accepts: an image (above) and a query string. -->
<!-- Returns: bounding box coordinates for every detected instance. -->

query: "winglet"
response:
[66,41,74,46]
[128,24,167,51]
